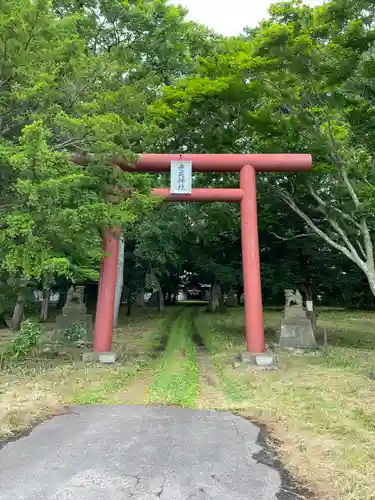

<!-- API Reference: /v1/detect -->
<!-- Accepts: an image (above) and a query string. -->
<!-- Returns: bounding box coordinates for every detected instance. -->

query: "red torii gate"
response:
[94,154,312,354]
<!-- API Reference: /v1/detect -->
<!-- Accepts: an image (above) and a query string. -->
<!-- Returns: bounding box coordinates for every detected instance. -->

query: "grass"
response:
[2,304,375,500]
[148,308,199,407]
[0,307,177,440]
[195,307,375,500]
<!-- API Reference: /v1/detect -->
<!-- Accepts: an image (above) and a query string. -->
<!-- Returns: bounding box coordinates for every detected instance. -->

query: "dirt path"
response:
[112,345,228,410]
[110,307,229,410]
[116,369,154,405]
[195,345,228,410]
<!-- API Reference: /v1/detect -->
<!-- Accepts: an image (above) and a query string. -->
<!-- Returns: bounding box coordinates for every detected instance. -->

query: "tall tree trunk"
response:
[57,287,67,310]
[126,299,132,317]
[158,288,165,314]
[147,266,165,314]
[154,278,165,313]
[300,282,316,331]
[298,248,316,330]
[236,284,243,306]
[209,279,222,313]
[0,313,8,328]
[12,283,26,331]
[113,234,125,328]
[136,288,145,307]
[40,288,51,321]
[366,273,375,300]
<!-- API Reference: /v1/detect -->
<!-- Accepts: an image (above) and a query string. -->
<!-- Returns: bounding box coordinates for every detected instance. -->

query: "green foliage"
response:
[148,0,375,301]
[61,323,86,343]
[0,0,374,309]
[0,0,157,285]
[0,273,18,323]
[0,0,216,306]
[5,320,44,359]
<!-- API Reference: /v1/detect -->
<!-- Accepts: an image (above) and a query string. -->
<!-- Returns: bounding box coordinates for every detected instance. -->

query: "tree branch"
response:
[0,34,9,84]
[326,217,364,264]
[340,165,361,209]
[270,232,312,241]
[279,189,367,272]
[307,182,327,210]
[52,138,86,151]
[307,182,361,229]
[306,181,364,263]
[356,239,367,260]
[307,156,375,270]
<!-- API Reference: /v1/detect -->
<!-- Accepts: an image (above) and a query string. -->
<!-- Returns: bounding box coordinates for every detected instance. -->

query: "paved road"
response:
[0,406,282,500]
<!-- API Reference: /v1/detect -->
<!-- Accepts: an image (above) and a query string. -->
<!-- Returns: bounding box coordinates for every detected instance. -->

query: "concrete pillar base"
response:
[82,351,117,364]
[82,352,99,363]
[98,352,117,364]
[236,352,277,368]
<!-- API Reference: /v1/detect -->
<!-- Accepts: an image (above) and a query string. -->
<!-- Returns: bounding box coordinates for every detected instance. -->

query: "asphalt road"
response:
[0,405,282,500]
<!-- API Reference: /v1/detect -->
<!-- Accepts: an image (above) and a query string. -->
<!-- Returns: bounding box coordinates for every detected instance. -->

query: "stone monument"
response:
[278,289,316,348]
[55,286,93,342]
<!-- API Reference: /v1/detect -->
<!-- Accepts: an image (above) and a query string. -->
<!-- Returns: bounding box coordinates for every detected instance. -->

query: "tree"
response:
[246,0,375,296]
[151,0,375,300]
[0,0,158,327]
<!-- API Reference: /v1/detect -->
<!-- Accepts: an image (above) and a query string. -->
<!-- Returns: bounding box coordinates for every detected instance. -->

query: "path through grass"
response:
[148,308,199,407]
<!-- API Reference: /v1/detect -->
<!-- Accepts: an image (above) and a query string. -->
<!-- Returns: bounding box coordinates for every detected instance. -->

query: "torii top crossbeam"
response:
[118,153,312,173]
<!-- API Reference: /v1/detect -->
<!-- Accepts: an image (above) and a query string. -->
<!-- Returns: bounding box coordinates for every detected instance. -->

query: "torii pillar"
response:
[93,154,312,353]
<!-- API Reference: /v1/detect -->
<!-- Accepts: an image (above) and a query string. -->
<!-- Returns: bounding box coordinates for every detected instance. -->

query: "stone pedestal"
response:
[55,314,93,342]
[279,318,317,348]
[279,289,317,349]
[225,291,238,307]
[55,286,92,342]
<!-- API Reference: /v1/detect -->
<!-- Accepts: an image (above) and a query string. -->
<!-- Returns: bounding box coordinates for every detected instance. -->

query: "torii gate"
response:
[94,154,312,354]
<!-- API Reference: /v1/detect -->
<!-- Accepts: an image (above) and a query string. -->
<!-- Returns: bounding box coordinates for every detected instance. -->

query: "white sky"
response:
[171,0,324,35]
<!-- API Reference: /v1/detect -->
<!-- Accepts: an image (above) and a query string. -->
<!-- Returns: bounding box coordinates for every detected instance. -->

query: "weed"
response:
[4,320,44,360]
[60,323,86,344]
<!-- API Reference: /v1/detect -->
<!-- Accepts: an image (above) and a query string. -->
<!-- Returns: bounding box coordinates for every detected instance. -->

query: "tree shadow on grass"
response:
[214,324,278,348]
[315,326,375,350]
[216,317,375,351]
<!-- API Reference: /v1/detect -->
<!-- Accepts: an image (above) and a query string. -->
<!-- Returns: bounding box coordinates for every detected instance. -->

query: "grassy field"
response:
[1,305,375,500]
[196,307,375,500]
[0,308,178,439]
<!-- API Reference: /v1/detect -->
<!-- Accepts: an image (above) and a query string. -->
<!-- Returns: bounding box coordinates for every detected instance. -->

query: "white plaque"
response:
[306,301,313,312]
[170,160,192,194]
